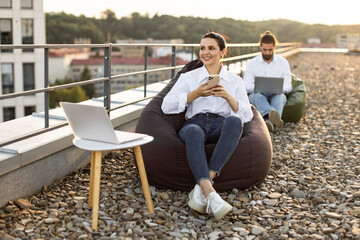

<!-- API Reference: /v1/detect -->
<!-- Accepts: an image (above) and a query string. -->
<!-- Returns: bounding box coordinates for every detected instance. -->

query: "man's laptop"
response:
[254,76,284,95]
[60,102,147,144]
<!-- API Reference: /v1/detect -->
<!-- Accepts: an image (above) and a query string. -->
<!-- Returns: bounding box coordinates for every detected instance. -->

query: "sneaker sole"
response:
[269,110,284,128]
[213,202,233,220]
[188,189,206,214]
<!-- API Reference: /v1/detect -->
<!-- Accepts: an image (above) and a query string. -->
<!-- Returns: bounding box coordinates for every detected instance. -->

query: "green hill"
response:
[46,11,360,44]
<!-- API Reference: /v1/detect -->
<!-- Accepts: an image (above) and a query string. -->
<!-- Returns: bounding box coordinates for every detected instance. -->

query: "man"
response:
[244,31,292,132]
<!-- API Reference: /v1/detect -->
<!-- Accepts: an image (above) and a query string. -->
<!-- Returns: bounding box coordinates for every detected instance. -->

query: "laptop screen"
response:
[254,76,284,95]
[60,102,147,144]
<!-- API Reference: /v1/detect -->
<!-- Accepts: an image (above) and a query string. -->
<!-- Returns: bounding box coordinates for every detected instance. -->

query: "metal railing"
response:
[0,42,301,147]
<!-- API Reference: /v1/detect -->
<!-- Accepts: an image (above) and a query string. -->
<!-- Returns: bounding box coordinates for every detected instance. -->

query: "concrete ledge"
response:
[0,145,90,207]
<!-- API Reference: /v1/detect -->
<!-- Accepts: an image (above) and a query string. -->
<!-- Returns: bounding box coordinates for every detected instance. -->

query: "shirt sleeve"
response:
[232,77,254,123]
[243,60,256,94]
[161,74,189,114]
[282,59,292,94]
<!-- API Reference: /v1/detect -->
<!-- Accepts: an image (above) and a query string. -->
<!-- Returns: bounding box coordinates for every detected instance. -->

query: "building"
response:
[49,48,90,83]
[69,57,188,96]
[336,33,360,50]
[307,37,321,44]
[153,47,196,61]
[115,38,195,60]
[0,0,45,122]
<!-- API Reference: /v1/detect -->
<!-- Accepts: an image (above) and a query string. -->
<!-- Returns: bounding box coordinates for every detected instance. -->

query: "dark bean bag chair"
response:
[282,74,307,122]
[135,59,272,192]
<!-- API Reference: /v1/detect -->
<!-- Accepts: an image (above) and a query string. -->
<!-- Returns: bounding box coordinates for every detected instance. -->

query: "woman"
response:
[161,32,253,220]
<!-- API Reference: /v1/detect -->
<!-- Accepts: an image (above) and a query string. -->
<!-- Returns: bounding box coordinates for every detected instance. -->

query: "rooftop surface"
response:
[0,52,359,239]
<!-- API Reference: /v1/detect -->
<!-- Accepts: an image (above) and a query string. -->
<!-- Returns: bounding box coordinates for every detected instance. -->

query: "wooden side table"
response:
[73,135,154,230]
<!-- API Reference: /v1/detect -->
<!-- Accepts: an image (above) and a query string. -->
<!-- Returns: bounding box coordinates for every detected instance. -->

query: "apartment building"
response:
[336,33,360,50]
[0,0,45,122]
[69,57,188,96]
[49,48,90,83]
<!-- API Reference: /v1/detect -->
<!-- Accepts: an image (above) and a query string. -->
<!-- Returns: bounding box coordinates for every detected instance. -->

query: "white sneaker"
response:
[206,192,232,220]
[269,110,284,128]
[188,184,206,213]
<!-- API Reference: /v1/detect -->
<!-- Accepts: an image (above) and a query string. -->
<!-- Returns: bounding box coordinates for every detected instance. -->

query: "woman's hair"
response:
[259,31,278,46]
[202,32,228,55]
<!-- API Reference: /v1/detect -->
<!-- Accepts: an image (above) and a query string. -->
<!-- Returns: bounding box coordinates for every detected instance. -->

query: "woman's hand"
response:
[211,84,239,113]
[197,83,215,97]
[187,83,214,103]
[210,84,230,99]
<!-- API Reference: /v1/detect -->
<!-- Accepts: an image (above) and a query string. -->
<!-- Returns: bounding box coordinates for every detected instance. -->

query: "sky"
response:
[43,0,360,26]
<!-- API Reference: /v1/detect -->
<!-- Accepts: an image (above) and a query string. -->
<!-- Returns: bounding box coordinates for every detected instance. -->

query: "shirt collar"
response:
[197,65,231,83]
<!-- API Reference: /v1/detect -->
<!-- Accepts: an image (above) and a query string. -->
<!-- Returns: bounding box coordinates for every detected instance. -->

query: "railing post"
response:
[143,46,148,98]
[171,46,176,79]
[103,44,112,113]
[44,48,49,128]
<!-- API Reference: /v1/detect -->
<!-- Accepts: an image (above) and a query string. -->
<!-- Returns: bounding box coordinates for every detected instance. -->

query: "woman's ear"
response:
[221,49,227,58]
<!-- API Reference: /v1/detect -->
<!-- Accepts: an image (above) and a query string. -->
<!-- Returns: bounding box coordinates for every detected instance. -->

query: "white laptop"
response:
[60,102,147,144]
[254,76,284,95]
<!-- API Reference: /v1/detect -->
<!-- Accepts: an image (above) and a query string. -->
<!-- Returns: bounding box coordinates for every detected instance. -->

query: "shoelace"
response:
[206,193,219,213]
[206,195,213,214]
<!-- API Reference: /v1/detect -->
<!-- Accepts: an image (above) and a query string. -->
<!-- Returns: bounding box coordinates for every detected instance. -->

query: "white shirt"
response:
[243,53,292,94]
[161,65,253,123]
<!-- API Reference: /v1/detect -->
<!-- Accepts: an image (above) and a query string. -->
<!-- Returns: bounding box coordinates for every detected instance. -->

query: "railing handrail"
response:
[0,42,301,147]
[0,42,301,49]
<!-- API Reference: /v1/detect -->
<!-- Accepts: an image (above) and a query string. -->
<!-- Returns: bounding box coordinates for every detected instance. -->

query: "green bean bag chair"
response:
[282,74,306,122]
[135,59,272,192]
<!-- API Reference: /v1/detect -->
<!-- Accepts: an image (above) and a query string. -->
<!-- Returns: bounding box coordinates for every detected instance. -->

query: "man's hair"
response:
[259,31,278,47]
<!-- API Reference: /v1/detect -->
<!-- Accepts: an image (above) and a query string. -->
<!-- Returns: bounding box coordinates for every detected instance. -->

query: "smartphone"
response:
[207,75,220,87]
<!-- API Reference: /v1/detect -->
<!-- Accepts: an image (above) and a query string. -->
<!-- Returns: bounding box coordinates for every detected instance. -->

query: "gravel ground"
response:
[0,52,359,240]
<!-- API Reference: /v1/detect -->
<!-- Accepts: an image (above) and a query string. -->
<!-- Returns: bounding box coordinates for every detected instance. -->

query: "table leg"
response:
[89,151,96,207]
[133,146,154,214]
[91,151,102,230]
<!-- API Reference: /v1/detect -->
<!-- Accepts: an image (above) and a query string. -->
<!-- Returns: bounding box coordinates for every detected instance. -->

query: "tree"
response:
[46,11,360,45]
[79,66,94,98]
[100,9,118,43]
[49,78,89,108]
[45,12,104,43]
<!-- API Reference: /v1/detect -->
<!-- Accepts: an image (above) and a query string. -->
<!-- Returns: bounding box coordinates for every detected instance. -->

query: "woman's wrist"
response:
[187,90,199,104]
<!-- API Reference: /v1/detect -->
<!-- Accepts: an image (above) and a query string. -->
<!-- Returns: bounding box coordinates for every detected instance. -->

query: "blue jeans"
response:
[178,113,243,183]
[249,93,287,118]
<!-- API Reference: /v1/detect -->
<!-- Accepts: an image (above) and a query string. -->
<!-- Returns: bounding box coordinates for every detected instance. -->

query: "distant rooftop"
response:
[49,48,89,57]
[71,57,189,66]
[116,38,184,44]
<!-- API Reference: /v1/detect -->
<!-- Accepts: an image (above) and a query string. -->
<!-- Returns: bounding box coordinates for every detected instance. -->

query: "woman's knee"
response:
[179,124,204,140]
[224,115,243,131]
[225,115,243,125]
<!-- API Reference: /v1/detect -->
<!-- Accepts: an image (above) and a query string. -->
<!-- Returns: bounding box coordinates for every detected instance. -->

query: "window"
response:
[0,0,11,8]
[0,19,12,52]
[23,63,35,91]
[21,0,32,8]
[21,19,33,52]
[3,107,15,122]
[1,63,14,94]
[24,106,35,116]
